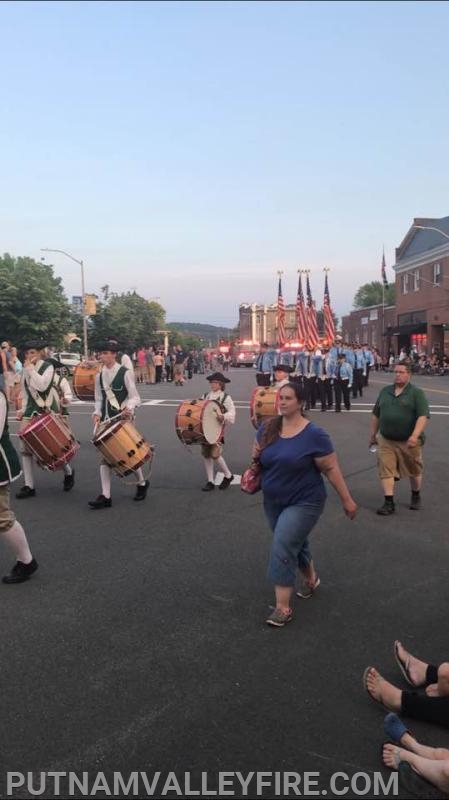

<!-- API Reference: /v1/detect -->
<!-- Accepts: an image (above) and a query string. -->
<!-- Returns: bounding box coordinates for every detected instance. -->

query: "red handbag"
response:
[241,460,262,494]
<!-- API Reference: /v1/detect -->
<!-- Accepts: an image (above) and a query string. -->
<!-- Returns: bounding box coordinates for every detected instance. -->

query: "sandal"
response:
[394,640,415,686]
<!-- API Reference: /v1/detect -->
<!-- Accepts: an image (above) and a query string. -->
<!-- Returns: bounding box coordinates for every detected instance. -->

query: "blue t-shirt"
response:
[257,422,334,506]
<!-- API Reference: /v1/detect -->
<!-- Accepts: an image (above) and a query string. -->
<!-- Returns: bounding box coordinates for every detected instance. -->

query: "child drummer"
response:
[200,372,236,492]
[89,340,149,509]
[0,387,38,583]
[15,340,75,498]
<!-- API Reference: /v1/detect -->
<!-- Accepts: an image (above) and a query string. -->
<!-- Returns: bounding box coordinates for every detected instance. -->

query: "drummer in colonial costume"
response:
[15,341,75,498]
[272,363,294,389]
[0,388,38,583]
[89,340,149,509]
[200,372,236,492]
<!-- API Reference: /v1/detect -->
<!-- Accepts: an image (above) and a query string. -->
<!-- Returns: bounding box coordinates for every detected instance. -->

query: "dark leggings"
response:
[402,664,449,727]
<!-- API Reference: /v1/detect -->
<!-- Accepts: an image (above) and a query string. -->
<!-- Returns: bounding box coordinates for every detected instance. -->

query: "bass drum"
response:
[175,399,224,446]
[72,362,100,401]
[250,386,280,429]
[93,418,152,477]
[19,412,79,471]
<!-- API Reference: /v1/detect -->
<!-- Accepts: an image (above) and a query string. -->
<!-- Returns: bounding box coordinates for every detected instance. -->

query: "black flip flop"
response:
[394,640,415,686]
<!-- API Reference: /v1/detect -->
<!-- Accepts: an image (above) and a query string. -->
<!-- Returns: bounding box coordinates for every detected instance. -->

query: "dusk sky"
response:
[2,0,449,327]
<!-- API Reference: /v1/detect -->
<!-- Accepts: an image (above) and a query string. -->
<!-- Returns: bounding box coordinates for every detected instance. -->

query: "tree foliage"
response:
[353,281,395,308]
[0,253,71,345]
[90,291,166,348]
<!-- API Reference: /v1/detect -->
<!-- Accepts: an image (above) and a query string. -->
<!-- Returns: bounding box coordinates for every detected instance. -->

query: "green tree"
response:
[90,291,166,348]
[0,253,71,345]
[353,281,395,308]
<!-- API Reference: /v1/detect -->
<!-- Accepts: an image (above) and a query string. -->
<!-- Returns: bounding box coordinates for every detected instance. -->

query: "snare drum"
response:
[93,418,152,477]
[250,386,281,429]
[72,362,100,401]
[19,412,79,471]
[175,399,224,446]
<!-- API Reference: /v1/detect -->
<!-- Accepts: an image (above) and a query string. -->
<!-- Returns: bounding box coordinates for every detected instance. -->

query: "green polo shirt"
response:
[373,382,430,442]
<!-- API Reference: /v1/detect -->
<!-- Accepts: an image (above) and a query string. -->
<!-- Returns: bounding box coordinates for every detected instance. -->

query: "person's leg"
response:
[382,745,449,795]
[216,455,232,480]
[267,503,324,613]
[334,380,342,411]
[427,664,449,698]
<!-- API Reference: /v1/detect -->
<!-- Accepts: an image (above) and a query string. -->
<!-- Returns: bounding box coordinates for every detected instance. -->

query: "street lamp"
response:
[412,224,449,240]
[41,248,89,360]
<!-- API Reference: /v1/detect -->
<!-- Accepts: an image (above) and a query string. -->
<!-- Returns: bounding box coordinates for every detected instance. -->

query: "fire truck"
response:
[230,340,260,367]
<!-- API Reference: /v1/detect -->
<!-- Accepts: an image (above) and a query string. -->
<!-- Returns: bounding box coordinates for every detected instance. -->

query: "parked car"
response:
[51,351,81,376]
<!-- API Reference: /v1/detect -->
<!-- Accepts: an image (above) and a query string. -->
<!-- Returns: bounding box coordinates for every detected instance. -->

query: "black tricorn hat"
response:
[274,363,294,373]
[97,340,121,353]
[206,372,230,383]
[23,340,48,351]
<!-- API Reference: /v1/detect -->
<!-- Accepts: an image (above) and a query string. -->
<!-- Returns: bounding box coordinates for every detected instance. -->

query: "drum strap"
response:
[100,371,122,413]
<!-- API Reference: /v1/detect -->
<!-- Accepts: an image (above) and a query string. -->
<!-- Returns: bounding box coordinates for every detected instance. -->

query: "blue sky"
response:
[1,0,449,327]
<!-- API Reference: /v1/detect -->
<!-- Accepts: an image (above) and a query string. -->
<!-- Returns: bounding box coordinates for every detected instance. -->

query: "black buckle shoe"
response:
[201,481,215,492]
[88,494,112,509]
[15,486,36,499]
[63,469,75,492]
[2,558,38,584]
[134,480,149,502]
[219,475,234,490]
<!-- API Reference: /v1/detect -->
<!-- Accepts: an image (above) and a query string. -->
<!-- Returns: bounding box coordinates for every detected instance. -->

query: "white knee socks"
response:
[100,465,112,498]
[1,521,33,564]
[216,456,232,479]
[204,458,214,482]
[22,454,34,488]
[135,468,146,487]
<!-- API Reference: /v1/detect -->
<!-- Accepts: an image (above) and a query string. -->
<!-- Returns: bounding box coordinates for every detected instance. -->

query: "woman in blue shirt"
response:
[252,382,357,627]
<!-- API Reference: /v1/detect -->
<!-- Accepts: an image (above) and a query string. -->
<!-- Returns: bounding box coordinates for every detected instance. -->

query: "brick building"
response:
[341,304,396,354]
[239,303,299,345]
[342,215,449,357]
[392,216,449,355]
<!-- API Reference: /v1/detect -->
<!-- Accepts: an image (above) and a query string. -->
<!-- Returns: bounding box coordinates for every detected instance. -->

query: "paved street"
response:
[2,368,449,799]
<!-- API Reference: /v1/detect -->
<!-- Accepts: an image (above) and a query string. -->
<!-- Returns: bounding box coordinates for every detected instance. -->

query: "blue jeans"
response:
[263,499,325,587]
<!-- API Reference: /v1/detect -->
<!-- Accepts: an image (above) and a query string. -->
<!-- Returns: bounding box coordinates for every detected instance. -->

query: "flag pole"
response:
[382,246,385,362]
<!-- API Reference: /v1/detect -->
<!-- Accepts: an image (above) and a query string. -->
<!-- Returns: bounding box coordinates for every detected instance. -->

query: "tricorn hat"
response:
[206,372,230,383]
[273,363,294,373]
[97,340,121,353]
[23,340,48,351]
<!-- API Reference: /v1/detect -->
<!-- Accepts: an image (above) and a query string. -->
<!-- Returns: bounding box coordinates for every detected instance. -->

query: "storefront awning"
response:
[387,323,427,335]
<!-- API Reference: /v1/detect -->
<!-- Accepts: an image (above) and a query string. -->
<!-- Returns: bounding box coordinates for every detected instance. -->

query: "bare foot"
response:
[364,667,402,711]
[394,640,428,687]
[426,683,440,697]
[383,744,404,770]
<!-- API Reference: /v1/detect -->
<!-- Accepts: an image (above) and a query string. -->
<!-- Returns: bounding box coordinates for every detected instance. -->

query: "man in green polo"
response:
[369,361,430,515]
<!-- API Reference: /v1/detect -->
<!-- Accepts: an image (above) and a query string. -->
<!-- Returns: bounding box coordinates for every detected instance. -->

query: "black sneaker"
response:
[376,501,395,516]
[201,481,215,492]
[219,475,234,490]
[409,494,421,511]
[63,469,75,492]
[15,486,36,499]
[134,480,149,502]
[2,558,38,584]
[88,494,112,509]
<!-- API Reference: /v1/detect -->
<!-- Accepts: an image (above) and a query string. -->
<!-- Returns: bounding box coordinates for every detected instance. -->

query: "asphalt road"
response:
[1,368,449,799]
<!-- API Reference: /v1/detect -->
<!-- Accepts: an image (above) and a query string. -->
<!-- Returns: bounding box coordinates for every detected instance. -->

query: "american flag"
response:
[277,275,286,347]
[381,249,388,287]
[295,272,308,346]
[323,271,336,344]
[306,274,319,349]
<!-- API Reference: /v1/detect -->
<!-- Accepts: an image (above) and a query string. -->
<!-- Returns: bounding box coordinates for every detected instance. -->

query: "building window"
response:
[413,269,420,291]
[402,273,409,294]
[433,262,442,285]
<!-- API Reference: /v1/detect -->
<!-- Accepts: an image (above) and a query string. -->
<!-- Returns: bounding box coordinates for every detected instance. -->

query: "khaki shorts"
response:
[201,443,223,459]
[0,485,15,532]
[377,434,424,480]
